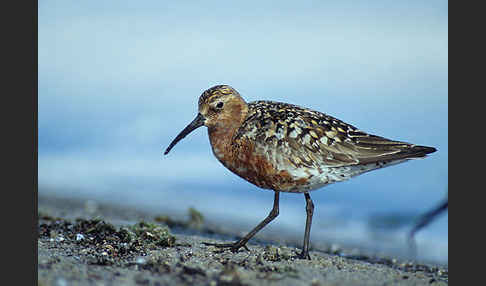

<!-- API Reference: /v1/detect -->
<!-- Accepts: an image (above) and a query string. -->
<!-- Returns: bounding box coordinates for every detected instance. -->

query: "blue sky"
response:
[39,0,448,262]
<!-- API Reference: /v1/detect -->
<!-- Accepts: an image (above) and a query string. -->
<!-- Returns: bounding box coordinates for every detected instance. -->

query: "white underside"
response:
[281,159,408,193]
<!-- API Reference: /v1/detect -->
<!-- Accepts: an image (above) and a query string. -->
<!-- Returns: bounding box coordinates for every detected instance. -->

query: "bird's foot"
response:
[202,241,249,253]
[295,250,311,260]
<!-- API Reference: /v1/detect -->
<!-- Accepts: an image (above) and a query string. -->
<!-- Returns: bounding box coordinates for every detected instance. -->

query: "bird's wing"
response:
[235,101,434,170]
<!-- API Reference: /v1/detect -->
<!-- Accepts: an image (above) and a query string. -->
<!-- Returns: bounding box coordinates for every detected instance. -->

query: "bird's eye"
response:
[216,102,224,109]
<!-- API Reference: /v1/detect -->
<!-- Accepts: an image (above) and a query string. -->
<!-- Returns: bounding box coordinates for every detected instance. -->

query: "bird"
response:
[164,84,436,259]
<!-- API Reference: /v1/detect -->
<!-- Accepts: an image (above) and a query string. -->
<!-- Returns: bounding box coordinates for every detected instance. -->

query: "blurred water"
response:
[38,0,447,264]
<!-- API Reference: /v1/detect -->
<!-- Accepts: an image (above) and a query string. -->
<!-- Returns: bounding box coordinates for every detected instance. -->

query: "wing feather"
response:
[235,101,435,171]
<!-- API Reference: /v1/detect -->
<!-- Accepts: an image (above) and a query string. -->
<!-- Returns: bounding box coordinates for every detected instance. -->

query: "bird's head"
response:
[164,85,248,155]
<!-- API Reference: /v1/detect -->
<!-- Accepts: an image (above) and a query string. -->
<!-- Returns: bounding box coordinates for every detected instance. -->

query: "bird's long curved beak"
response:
[164,113,206,155]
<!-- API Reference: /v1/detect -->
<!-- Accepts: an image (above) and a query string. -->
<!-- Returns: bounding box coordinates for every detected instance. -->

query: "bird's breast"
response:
[209,128,315,192]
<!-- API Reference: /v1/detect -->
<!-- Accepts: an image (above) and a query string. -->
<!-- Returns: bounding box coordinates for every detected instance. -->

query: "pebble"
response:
[136,256,147,265]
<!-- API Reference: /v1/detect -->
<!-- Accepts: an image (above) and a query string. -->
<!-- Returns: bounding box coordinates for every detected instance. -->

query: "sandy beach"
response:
[38,194,448,286]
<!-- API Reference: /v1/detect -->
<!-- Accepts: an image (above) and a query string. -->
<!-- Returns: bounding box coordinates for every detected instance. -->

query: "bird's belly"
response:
[215,149,337,193]
[282,159,411,192]
[210,135,404,193]
[219,151,405,193]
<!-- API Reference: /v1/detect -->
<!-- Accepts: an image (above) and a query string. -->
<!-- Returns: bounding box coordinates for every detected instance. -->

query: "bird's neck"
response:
[207,103,248,163]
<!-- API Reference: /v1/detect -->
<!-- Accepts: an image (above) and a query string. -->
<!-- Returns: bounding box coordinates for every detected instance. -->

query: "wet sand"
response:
[38,194,448,286]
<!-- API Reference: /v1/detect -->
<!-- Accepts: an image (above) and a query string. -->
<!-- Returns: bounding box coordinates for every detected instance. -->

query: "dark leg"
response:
[299,192,314,259]
[408,198,448,256]
[203,191,280,252]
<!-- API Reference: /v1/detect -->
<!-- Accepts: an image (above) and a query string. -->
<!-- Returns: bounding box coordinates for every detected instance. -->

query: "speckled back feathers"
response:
[235,100,435,169]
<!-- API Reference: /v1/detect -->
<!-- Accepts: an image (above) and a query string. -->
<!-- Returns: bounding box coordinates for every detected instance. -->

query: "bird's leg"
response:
[203,191,280,253]
[407,198,448,257]
[298,192,314,260]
